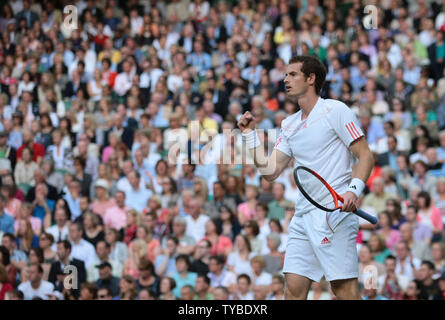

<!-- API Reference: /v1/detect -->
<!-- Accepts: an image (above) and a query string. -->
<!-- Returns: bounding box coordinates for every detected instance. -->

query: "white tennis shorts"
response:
[283,208,359,282]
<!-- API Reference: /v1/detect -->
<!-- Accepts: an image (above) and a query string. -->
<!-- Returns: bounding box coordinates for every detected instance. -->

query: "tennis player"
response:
[237,55,374,299]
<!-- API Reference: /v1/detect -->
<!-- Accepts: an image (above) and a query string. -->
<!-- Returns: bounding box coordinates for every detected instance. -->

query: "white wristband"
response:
[348,178,365,198]
[242,130,261,149]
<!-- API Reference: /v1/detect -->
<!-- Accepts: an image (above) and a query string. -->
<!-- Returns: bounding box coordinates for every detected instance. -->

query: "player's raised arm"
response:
[238,111,291,181]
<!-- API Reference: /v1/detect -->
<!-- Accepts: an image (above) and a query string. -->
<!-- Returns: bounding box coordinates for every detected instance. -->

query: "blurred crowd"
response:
[0,0,445,301]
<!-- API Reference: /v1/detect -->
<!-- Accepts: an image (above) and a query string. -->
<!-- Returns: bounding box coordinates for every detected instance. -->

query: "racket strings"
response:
[296,169,336,210]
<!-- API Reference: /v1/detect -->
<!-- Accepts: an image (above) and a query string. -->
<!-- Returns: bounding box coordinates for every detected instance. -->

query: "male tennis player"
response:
[238,55,374,299]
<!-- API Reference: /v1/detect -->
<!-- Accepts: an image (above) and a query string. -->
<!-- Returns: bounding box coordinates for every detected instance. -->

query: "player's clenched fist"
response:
[237,111,256,133]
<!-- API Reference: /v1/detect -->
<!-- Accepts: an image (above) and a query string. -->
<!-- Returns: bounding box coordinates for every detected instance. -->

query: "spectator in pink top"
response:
[377,211,401,250]
[1,184,21,219]
[103,190,128,231]
[91,179,116,219]
[102,132,120,163]
[237,185,259,226]
[416,191,444,242]
[14,202,41,236]
[199,219,233,257]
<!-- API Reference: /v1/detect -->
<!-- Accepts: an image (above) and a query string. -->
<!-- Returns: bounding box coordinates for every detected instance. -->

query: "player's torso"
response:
[281,100,355,213]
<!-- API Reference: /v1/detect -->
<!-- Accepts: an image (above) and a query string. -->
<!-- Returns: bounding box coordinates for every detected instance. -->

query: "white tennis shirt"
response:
[274,97,364,216]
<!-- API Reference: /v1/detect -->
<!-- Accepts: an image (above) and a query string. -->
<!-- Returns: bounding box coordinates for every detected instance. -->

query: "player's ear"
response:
[307,72,316,86]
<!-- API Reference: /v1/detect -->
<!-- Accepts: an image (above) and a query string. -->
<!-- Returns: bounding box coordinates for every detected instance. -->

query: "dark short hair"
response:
[385,255,396,262]
[288,55,327,95]
[57,240,72,251]
[387,135,398,144]
[2,233,15,242]
[73,156,86,169]
[138,258,154,273]
[209,254,226,265]
[215,286,229,296]
[197,274,210,285]
[139,288,156,298]
[181,285,195,294]
[176,254,191,268]
[98,287,112,297]
[70,222,83,232]
[213,180,226,190]
[237,273,251,284]
[167,236,179,245]
[421,260,435,270]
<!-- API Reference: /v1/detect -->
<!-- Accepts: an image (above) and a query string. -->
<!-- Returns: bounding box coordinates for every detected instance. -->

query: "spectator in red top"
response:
[101,58,117,88]
[0,264,13,300]
[0,245,16,287]
[16,129,45,164]
[93,22,109,49]
[123,209,140,245]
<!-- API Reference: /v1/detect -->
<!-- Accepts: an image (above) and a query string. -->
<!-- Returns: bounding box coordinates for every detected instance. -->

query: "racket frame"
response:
[293,166,378,224]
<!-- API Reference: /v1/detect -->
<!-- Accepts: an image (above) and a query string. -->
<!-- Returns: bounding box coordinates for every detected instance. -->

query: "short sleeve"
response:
[273,128,292,157]
[329,102,364,147]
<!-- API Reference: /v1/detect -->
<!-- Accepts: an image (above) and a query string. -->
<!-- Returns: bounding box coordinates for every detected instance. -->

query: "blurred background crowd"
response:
[0,0,445,301]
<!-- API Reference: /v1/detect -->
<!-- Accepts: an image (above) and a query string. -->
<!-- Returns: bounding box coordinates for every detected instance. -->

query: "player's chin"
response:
[286,92,299,101]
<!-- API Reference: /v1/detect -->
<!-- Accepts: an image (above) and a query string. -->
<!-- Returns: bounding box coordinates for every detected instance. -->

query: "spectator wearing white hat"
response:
[91,179,115,219]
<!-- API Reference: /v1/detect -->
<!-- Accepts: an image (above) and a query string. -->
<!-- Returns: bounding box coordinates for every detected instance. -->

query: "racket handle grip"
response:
[354,208,378,225]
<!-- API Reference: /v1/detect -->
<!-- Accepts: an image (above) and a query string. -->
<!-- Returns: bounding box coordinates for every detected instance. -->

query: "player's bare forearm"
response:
[340,137,373,212]
[349,137,374,183]
[248,147,291,181]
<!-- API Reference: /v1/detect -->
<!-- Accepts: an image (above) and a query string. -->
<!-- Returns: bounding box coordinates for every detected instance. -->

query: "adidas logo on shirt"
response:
[321,237,331,245]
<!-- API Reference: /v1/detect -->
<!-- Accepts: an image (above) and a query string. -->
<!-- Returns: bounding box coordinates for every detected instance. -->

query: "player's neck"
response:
[298,93,320,120]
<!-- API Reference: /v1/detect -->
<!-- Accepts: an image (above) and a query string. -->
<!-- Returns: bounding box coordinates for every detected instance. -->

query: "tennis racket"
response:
[293,166,378,224]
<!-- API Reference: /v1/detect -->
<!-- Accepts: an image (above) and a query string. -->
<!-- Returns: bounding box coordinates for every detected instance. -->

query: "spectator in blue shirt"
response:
[186,41,211,77]
[0,194,14,234]
[32,183,55,224]
[171,254,198,298]
[155,236,179,277]
[359,109,386,145]
[124,170,153,213]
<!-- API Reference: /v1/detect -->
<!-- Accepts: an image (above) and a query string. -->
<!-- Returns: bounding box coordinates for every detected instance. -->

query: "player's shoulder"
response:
[321,98,351,112]
[280,110,300,127]
[320,98,355,118]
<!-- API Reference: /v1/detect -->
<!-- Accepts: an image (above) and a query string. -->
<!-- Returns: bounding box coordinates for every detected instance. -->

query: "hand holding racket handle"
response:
[353,208,378,225]
[336,194,378,225]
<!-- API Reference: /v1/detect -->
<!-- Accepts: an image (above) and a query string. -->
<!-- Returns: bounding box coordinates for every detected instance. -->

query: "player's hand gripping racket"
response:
[293,166,378,224]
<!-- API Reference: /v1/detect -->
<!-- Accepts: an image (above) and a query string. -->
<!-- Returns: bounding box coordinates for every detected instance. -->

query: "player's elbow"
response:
[358,147,374,169]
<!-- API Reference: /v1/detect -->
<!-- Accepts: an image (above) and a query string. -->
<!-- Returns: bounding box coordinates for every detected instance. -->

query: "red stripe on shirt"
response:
[345,123,356,139]
[351,122,362,138]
